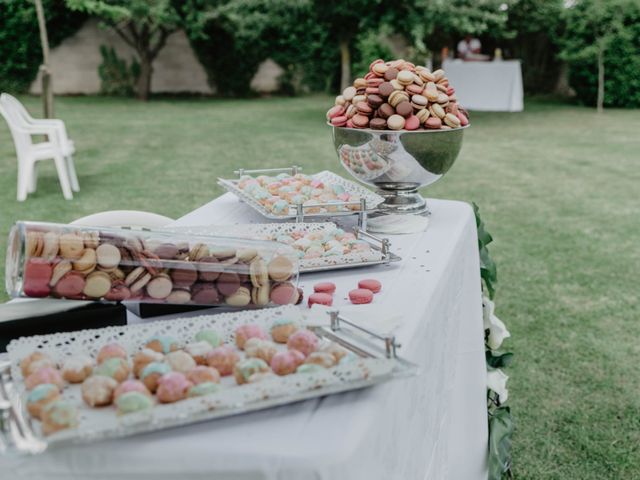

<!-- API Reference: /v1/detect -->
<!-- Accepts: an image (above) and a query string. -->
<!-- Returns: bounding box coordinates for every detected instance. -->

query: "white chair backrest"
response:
[0,101,33,156]
[0,93,34,124]
[70,210,175,228]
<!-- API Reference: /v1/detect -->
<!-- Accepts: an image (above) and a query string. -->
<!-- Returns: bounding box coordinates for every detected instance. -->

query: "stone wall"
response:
[30,19,282,95]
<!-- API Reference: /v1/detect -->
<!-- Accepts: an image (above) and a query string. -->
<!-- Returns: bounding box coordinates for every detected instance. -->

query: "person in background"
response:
[457,35,489,61]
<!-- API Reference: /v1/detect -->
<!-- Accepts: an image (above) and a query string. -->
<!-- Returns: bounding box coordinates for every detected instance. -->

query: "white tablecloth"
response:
[443,59,524,112]
[5,196,488,480]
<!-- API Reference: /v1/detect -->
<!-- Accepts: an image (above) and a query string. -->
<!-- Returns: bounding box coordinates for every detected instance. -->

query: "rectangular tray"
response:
[162,223,401,273]
[218,167,383,222]
[0,306,416,454]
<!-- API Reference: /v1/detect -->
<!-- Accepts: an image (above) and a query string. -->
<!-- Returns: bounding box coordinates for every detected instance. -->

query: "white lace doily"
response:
[7,306,396,447]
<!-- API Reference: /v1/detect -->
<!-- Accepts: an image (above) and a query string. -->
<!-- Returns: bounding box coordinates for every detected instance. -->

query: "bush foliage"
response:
[2,0,639,107]
[0,0,86,93]
[560,0,640,108]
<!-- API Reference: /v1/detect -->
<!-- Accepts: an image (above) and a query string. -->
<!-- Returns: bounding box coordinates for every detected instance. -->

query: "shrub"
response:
[560,0,640,108]
[98,45,140,96]
[0,0,86,93]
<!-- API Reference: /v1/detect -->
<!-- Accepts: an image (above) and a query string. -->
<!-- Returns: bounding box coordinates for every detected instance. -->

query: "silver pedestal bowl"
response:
[330,125,467,215]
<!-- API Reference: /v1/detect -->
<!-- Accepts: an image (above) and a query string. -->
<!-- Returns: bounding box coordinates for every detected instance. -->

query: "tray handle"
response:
[328,311,401,359]
[234,165,302,177]
[294,198,368,229]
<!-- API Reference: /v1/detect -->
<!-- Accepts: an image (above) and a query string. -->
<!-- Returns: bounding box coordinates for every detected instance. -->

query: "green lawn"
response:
[1,96,639,478]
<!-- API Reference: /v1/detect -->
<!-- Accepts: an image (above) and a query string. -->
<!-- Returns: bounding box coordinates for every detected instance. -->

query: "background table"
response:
[443,59,524,112]
[6,195,488,479]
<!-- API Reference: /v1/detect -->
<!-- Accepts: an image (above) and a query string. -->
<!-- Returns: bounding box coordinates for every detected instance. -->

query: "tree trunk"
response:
[34,0,53,117]
[137,55,153,101]
[339,39,351,92]
[596,43,604,113]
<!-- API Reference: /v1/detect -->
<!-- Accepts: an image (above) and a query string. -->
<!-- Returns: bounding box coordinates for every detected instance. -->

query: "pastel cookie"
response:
[234,358,270,385]
[270,318,299,343]
[206,346,240,376]
[287,330,319,357]
[41,400,78,435]
[81,375,118,407]
[26,383,61,419]
[61,355,94,383]
[116,391,154,415]
[156,372,192,403]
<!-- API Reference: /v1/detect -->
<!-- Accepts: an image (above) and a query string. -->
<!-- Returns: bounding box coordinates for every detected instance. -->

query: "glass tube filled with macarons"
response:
[5,221,300,308]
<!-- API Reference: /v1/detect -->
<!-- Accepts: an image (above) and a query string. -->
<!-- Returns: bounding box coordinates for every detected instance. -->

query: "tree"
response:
[65,0,182,100]
[402,0,514,66]
[309,0,386,91]
[559,0,637,112]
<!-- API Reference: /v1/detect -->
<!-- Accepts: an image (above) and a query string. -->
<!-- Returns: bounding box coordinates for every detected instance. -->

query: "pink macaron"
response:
[308,292,333,308]
[313,282,336,294]
[358,279,382,294]
[23,259,52,297]
[270,283,299,305]
[348,288,374,305]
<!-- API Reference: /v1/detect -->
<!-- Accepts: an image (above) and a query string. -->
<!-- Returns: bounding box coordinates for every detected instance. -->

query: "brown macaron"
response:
[198,256,222,282]
[378,82,395,98]
[366,94,384,109]
[395,101,413,118]
[370,118,387,130]
[170,263,198,288]
[383,68,398,81]
[378,103,395,119]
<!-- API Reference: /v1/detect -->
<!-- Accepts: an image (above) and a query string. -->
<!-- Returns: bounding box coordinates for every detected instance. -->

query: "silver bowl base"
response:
[374,188,431,216]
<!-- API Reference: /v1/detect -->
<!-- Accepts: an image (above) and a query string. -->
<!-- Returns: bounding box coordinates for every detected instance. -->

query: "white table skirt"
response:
[443,59,524,112]
[5,195,488,480]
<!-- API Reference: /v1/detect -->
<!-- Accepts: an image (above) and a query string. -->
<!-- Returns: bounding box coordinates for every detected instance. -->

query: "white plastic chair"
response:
[0,94,78,201]
[70,210,175,228]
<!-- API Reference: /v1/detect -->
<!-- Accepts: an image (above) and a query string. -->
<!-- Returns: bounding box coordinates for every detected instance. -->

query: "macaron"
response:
[268,256,294,282]
[83,271,111,298]
[358,279,382,293]
[154,243,178,259]
[313,282,336,294]
[348,288,373,305]
[217,272,241,297]
[23,258,52,297]
[270,282,298,305]
[166,289,191,304]
[404,115,421,131]
[146,274,173,299]
[72,248,97,275]
[226,286,251,307]
[308,292,333,308]
[387,114,405,130]
[198,256,222,282]
[53,272,85,298]
[59,233,84,260]
[395,101,413,118]
[191,283,220,304]
[370,118,387,130]
[96,244,121,269]
[169,263,198,288]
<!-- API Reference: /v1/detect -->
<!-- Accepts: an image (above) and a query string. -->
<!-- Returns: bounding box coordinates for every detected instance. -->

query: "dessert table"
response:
[442,59,524,112]
[4,194,488,480]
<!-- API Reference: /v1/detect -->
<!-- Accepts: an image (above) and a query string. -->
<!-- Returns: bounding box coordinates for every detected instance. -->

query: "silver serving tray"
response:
[0,306,417,455]
[161,223,402,273]
[218,166,383,225]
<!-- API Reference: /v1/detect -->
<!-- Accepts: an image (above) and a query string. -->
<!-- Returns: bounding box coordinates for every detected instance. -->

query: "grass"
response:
[1,95,639,478]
